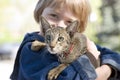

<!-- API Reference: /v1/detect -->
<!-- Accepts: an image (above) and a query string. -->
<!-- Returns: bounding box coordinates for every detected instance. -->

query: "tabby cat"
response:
[31,16,99,80]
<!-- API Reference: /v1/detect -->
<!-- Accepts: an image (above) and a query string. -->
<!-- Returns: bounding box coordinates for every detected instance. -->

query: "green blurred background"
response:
[0,0,120,53]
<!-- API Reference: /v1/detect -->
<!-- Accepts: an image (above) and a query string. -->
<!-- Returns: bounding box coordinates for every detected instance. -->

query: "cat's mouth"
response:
[48,47,64,55]
[48,48,57,54]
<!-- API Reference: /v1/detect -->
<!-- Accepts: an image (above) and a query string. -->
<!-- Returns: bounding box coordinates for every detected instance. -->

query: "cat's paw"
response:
[48,64,68,80]
[31,40,46,51]
[48,68,60,80]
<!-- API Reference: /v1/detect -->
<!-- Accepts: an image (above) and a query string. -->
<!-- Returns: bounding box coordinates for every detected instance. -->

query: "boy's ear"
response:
[66,21,79,37]
[40,16,51,34]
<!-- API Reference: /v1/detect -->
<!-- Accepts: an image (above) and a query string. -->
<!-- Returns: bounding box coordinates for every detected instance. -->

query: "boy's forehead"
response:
[48,1,71,12]
[43,7,60,15]
[44,6,78,21]
[46,4,74,14]
[47,1,79,18]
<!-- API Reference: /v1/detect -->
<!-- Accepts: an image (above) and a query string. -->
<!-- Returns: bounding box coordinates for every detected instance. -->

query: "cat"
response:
[31,16,99,80]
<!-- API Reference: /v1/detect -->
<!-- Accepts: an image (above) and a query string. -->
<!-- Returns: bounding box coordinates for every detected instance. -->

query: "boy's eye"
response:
[67,21,72,24]
[50,14,58,18]
[66,21,73,26]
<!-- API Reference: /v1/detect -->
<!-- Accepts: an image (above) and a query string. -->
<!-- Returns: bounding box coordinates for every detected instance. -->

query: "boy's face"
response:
[41,6,78,28]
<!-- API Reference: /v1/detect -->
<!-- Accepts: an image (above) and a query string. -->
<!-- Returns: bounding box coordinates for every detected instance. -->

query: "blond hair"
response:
[34,0,91,32]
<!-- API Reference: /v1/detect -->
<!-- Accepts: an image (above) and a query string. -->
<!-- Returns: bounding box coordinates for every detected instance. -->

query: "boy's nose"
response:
[51,21,67,28]
[57,21,66,28]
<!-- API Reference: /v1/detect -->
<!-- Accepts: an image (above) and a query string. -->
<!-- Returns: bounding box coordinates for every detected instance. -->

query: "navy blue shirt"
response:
[10,32,120,80]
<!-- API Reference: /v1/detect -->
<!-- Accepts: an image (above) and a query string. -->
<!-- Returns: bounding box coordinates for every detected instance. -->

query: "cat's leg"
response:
[31,40,46,51]
[48,64,69,80]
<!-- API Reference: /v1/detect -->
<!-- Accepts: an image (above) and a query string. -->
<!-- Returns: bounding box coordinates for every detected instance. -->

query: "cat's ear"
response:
[66,21,79,37]
[40,16,51,34]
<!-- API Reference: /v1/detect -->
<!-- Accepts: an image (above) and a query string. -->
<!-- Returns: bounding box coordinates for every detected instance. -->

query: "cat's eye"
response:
[46,35,51,42]
[58,37,64,42]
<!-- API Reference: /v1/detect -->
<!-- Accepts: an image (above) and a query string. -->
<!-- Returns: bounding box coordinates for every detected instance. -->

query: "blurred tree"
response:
[96,0,120,52]
[0,0,38,44]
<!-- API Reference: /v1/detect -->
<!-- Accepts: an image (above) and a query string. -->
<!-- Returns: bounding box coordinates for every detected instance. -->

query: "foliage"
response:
[0,0,38,44]
[96,0,120,52]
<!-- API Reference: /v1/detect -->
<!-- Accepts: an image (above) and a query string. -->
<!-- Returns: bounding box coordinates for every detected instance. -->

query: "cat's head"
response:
[40,16,79,54]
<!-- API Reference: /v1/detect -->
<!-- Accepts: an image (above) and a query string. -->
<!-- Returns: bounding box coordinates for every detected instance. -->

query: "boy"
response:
[10,0,120,80]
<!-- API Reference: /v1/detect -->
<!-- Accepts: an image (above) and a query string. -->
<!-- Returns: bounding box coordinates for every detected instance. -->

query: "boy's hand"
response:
[86,37,100,60]
[86,37,112,80]
[95,65,112,80]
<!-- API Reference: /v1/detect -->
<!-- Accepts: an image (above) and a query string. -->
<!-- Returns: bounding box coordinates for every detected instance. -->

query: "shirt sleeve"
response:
[71,55,97,80]
[19,42,59,80]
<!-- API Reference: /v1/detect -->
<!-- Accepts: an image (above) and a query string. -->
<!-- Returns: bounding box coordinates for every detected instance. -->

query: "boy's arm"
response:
[97,45,120,79]
[87,38,120,79]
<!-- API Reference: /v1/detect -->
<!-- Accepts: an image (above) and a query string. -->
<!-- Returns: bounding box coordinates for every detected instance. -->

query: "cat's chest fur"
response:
[57,32,87,63]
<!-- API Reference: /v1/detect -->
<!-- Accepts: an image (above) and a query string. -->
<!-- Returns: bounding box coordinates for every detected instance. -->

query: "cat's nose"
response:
[50,42,56,48]
[50,45,54,49]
